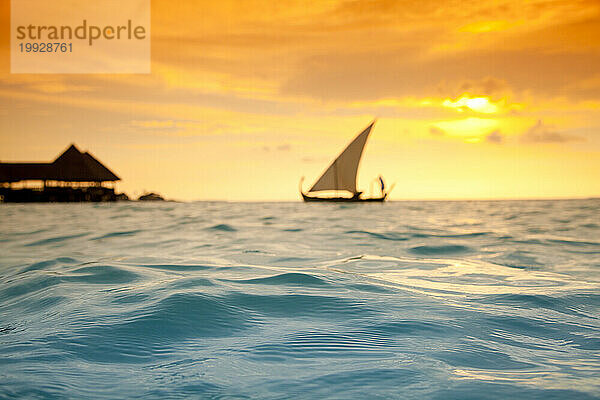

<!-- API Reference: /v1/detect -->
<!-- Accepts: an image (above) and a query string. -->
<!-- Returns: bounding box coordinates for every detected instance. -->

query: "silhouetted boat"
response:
[300,120,392,202]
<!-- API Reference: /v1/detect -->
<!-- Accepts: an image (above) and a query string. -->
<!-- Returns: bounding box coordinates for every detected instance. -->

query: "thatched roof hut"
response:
[0,144,119,183]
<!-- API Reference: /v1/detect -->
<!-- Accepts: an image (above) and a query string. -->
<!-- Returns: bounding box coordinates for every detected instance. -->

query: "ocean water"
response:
[1,200,599,399]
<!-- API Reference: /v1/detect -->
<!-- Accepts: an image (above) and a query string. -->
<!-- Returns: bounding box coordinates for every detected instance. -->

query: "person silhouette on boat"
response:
[379,175,385,195]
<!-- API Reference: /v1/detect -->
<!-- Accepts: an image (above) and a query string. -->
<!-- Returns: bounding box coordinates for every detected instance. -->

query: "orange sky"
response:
[1,0,599,201]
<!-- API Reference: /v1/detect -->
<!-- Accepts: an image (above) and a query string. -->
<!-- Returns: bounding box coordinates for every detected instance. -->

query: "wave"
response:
[62,265,140,285]
[408,244,472,255]
[345,230,409,241]
[44,292,258,363]
[435,345,537,370]
[227,293,376,319]
[25,232,89,247]
[91,230,141,240]
[224,272,329,286]
[206,224,237,232]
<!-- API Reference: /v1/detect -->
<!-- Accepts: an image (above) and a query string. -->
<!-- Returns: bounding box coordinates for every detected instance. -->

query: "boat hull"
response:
[301,192,386,202]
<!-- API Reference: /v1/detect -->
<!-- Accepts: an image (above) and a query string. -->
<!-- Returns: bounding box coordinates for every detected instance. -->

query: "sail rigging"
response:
[309,121,375,194]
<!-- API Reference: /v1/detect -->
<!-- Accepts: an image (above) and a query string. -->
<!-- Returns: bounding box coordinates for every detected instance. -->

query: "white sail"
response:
[309,121,375,193]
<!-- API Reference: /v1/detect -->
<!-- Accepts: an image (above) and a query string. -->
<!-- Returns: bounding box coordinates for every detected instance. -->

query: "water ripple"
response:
[1,199,599,398]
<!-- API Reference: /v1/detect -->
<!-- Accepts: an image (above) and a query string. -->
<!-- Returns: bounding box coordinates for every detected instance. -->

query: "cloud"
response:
[0,76,95,94]
[486,130,503,143]
[262,143,292,152]
[145,0,600,104]
[129,119,237,137]
[443,77,510,98]
[281,48,600,102]
[521,120,584,143]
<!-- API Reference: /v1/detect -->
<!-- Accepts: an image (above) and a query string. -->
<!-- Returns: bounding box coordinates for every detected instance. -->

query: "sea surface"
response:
[1,200,599,399]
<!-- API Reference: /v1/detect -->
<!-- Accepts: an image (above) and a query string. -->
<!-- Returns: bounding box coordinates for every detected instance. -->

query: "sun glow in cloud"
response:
[460,20,518,33]
[433,117,499,138]
[442,96,499,114]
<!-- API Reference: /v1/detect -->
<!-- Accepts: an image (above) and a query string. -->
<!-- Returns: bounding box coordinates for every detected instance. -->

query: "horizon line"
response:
[163,196,600,203]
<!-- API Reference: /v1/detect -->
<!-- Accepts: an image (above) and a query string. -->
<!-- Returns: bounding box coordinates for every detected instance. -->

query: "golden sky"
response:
[1,0,599,200]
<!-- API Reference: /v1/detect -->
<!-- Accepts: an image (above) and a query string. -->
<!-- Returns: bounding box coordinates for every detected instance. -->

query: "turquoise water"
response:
[1,200,599,399]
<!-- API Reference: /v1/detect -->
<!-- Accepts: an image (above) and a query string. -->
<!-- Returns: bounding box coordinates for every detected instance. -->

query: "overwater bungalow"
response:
[0,144,121,202]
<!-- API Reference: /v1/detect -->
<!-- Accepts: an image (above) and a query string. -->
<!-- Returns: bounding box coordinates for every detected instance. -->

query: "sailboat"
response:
[300,120,391,202]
